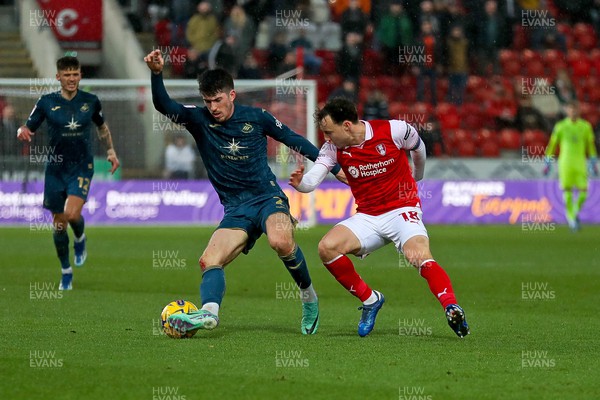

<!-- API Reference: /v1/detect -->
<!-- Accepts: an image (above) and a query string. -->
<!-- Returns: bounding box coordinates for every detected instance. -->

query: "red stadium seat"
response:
[524,58,546,77]
[362,49,384,76]
[522,129,548,155]
[475,128,497,147]
[456,140,477,157]
[389,101,410,119]
[436,103,460,130]
[480,141,500,157]
[502,59,522,77]
[411,102,433,119]
[573,23,598,51]
[568,50,592,80]
[499,129,521,150]
[521,49,543,64]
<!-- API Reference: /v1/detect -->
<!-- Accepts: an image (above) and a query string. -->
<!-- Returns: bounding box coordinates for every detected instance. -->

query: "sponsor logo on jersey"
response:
[375,144,386,156]
[242,123,254,133]
[64,116,81,131]
[209,123,221,128]
[51,106,61,111]
[347,166,359,178]
[349,159,395,178]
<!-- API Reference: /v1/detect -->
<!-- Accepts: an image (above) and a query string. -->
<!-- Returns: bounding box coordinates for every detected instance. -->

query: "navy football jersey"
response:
[152,73,322,209]
[26,90,104,165]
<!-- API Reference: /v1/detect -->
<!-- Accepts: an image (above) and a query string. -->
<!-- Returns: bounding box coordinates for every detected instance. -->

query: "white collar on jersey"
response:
[346,120,372,149]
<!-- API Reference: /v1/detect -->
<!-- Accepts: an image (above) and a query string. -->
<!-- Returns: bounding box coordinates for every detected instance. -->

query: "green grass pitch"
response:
[1,225,599,399]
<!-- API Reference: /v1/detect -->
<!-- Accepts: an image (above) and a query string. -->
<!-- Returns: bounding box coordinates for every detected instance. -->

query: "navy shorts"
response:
[219,193,296,254]
[43,161,94,214]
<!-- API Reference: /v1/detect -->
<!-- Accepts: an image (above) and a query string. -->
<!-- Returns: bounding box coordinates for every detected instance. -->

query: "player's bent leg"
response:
[265,213,320,334]
[403,236,470,338]
[320,225,384,336]
[65,195,87,267]
[175,228,248,333]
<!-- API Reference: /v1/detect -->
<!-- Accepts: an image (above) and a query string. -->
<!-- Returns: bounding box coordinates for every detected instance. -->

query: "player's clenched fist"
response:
[144,49,164,74]
[16,125,34,142]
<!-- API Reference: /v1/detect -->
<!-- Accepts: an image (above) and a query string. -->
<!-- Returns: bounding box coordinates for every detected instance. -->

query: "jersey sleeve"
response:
[151,72,196,125]
[92,96,105,127]
[545,122,561,157]
[25,97,46,132]
[314,141,338,170]
[585,122,597,158]
[390,119,421,150]
[261,109,319,160]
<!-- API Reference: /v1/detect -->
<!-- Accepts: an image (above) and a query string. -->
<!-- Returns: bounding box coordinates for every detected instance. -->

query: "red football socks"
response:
[419,259,457,308]
[324,255,372,301]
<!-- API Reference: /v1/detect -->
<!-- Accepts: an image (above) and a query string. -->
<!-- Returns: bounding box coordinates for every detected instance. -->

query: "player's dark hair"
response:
[198,68,234,96]
[316,97,359,125]
[56,56,80,71]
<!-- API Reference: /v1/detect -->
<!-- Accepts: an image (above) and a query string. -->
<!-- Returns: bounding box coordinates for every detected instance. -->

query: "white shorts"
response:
[337,206,428,256]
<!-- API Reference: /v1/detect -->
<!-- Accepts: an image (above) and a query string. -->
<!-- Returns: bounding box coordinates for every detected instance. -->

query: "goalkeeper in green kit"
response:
[544,101,598,231]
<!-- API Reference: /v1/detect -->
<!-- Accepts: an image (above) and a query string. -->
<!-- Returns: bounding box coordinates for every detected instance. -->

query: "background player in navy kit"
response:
[17,56,120,290]
[144,49,344,335]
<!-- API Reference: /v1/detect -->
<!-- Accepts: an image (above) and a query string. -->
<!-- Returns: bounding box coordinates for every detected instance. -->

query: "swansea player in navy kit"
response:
[17,56,120,290]
[144,49,343,335]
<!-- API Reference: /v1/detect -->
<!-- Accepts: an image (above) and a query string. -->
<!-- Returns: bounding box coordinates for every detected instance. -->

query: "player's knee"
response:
[318,236,340,261]
[269,237,295,257]
[64,210,81,224]
[199,258,221,273]
[52,215,68,232]
[403,243,432,267]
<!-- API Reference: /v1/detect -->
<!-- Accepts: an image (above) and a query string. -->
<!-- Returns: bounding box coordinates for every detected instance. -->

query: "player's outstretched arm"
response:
[289,163,330,193]
[97,123,120,174]
[145,50,192,122]
[16,125,34,142]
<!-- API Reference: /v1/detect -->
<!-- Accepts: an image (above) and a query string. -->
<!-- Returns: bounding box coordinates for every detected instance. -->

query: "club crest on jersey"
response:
[242,123,254,133]
[347,166,359,178]
[375,143,386,156]
[80,103,89,112]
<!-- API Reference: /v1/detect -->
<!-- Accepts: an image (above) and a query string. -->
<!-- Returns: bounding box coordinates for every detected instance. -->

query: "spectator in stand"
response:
[328,78,359,103]
[414,20,441,105]
[340,0,370,39]
[276,50,299,76]
[289,27,322,75]
[552,69,578,108]
[237,52,264,79]
[330,0,371,21]
[186,1,219,55]
[170,0,194,46]
[476,0,507,74]
[207,32,239,76]
[223,5,256,67]
[514,96,549,132]
[446,24,469,106]
[417,0,441,34]
[529,10,567,52]
[267,31,290,76]
[376,1,413,74]
[0,103,18,157]
[164,134,197,179]
[362,90,390,120]
[336,31,364,81]
[420,116,445,157]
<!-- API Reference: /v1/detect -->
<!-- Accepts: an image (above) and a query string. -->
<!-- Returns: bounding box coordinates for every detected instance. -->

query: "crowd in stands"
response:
[2,0,600,161]
[136,0,600,157]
